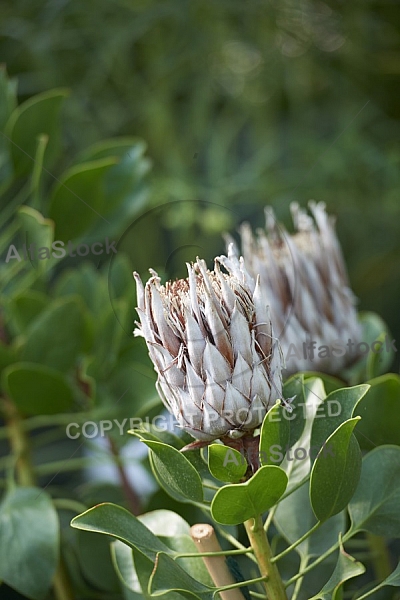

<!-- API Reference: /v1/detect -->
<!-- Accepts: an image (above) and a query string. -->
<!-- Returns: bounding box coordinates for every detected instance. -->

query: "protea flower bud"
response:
[219,202,361,375]
[133,259,283,442]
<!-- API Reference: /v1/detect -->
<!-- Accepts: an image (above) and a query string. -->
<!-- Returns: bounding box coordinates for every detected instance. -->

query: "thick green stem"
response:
[244,516,288,600]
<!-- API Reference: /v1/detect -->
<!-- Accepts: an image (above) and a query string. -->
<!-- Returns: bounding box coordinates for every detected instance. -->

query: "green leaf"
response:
[341,312,394,384]
[274,481,346,559]
[133,551,159,600]
[354,374,400,450]
[310,385,369,461]
[0,67,17,183]
[149,552,214,600]
[310,418,362,522]
[48,157,118,242]
[348,445,400,537]
[16,206,54,272]
[111,540,142,596]
[143,440,203,503]
[0,487,59,600]
[5,88,69,176]
[2,362,74,415]
[0,66,17,130]
[211,465,287,525]
[259,402,291,466]
[139,510,191,537]
[298,372,345,395]
[309,538,365,600]
[21,296,85,372]
[7,290,47,335]
[76,137,151,236]
[71,503,171,561]
[208,444,247,482]
[281,376,327,489]
[382,561,400,586]
[282,374,308,448]
[76,529,120,592]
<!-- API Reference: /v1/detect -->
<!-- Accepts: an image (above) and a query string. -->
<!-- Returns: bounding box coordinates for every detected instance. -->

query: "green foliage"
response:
[0,73,154,598]
[68,377,400,600]
[0,487,59,600]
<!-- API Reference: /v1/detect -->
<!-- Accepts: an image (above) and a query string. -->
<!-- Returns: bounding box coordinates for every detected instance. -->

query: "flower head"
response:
[134,259,283,441]
[219,202,361,375]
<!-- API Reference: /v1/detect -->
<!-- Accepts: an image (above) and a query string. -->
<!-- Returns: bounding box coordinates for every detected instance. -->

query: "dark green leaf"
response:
[21,296,85,372]
[76,529,120,592]
[2,362,74,415]
[5,88,69,176]
[310,418,362,522]
[71,503,171,561]
[282,374,308,448]
[354,374,400,450]
[349,445,400,537]
[0,487,59,600]
[143,441,203,503]
[0,66,17,130]
[7,290,47,335]
[15,206,54,272]
[48,158,118,242]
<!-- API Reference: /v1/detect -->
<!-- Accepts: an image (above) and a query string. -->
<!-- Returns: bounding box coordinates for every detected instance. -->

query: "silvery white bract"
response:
[220,202,361,375]
[134,259,283,442]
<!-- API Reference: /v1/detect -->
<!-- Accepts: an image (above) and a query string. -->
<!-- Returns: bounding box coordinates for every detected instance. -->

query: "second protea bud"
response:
[134,259,283,442]
[220,201,362,375]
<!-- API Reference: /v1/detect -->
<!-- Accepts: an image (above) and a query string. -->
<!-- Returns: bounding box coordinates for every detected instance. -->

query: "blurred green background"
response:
[1,0,400,340]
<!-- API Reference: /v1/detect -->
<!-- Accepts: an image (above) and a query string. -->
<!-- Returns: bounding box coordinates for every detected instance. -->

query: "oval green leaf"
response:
[143,440,203,503]
[208,444,247,482]
[310,418,362,522]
